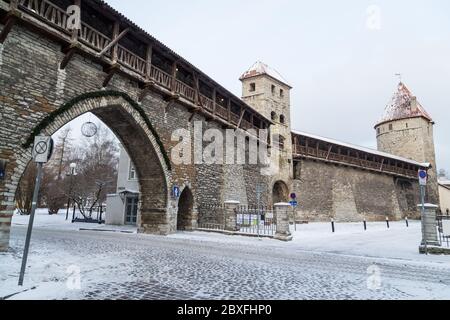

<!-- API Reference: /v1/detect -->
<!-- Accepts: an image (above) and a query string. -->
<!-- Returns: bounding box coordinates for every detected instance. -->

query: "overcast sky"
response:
[80,0,450,170]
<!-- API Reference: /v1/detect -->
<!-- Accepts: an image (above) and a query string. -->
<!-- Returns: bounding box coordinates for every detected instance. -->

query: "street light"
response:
[66,163,77,220]
[69,162,77,175]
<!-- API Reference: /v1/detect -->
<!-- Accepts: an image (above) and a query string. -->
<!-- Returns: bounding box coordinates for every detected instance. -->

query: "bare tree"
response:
[15,163,37,215]
[17,122,119,217]
[69,124,119,218]
[56,127,73,180]
[438,169,449,180]
[41,127,74,215]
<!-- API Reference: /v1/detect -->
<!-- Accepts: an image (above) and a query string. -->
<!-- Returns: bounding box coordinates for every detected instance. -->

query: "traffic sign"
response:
[172,185,180,199]
[0,160,6,180]
[290,200,298,207]
[290,193,297,199]
[418,169,428,186]
[32,136,54,163]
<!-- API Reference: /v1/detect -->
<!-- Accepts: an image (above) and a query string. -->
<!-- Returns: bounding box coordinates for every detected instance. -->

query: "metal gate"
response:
[236,206,276,236]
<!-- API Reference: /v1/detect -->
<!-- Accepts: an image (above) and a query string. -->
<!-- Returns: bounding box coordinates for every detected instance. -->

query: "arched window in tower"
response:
[389,124,393,131]
[271,111,277,121]
[280,89,284,98]
[271,85,276,95]
[280,115,285,124]
[249,83,256,92]
[279,136,286,150]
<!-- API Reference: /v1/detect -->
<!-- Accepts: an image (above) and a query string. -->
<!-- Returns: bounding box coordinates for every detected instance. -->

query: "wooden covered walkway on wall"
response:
[292,130,425,180]
[0,0,272,135]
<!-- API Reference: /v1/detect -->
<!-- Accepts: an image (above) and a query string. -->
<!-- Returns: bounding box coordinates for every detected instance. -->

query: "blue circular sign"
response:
[419,171,427,179]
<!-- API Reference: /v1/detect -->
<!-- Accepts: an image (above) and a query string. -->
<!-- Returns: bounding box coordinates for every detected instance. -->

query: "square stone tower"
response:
[240,62,293,203]
[375,82,439,204]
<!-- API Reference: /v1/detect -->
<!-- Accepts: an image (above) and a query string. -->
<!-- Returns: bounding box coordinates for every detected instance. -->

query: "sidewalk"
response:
[12,209,137,234]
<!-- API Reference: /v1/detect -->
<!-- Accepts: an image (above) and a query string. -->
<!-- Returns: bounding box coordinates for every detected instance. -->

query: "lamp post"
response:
[65,163,77,221]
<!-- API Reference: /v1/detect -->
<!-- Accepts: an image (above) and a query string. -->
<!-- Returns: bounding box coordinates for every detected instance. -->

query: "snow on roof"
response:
[291,129,425,167]
[119,189,140,195]
[439,179,450,186]
[376,82,433,126]
[240,61,292,88]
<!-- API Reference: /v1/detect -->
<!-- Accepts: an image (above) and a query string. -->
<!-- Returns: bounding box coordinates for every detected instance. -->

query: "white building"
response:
[439,179,450,215]
[105,145,140,226]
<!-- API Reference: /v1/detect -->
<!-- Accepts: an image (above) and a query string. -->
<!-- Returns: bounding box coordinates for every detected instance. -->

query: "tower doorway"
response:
[177,187,195,231]
[272,181,289,205]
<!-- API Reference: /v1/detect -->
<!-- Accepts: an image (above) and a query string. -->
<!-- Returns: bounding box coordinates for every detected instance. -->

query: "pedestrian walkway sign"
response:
[0,160,5,180]
[418,169,428,186]
[172,185,180,199]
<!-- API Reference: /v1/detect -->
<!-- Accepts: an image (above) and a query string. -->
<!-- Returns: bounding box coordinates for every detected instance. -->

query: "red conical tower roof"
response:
[376,82,433,127]
[240,61,292,88]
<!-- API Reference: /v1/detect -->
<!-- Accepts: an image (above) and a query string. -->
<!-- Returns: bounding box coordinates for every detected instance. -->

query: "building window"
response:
[129,162,137,180]
[280,114,285,124]
[389,124,393,131]
[249,83,256,92]
[271,85,276,95]
[280,89,284,98]
[406,123,409,129]
[279,136,286,150]
[377,128,381,135]
[271,111,277,121]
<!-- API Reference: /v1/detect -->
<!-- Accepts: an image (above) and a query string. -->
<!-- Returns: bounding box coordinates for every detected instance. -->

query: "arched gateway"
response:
[272,181,289,205]
[1,93,173,243]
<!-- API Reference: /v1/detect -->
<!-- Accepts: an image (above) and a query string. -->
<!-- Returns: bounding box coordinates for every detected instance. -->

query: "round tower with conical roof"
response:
[375,82,439,204]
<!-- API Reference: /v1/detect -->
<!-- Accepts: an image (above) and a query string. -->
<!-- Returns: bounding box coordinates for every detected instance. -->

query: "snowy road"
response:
[1,222,450,300]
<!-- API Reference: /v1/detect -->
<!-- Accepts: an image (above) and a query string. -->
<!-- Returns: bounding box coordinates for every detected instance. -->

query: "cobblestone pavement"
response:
[4,226,450,300]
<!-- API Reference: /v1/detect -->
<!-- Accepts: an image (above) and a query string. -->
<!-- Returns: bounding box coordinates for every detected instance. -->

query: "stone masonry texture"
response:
[293,159,421,222]
[0,23,269,251]
[376,117,439,205]
[0,14,433,252]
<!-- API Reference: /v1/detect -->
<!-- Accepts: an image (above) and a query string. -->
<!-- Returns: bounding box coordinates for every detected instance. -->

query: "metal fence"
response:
[72,204,106,224]
[198,204,226,231]
[236,206,276,236]
[437,215,450,247]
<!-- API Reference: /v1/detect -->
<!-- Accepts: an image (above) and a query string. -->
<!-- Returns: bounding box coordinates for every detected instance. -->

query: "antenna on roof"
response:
[395,73,402,83]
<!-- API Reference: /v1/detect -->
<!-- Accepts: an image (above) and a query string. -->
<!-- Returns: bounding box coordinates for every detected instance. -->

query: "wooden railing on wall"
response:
[199,95,214,113]
[18,0,71,31]
[293,144,418,178]
[117,45,146,74]
[79,22,111,52]
[12,0,269,135]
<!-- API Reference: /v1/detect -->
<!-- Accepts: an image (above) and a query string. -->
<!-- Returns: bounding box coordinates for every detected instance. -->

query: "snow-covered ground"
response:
[1,211,450,300]
[171,220,450,265]
[12,209,137,233]
[289,220,450,264]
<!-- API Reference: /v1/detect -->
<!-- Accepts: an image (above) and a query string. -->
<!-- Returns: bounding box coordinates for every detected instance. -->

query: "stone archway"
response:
[272,181,289,205]
[177,187,195,231]
[0,93,173,251]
